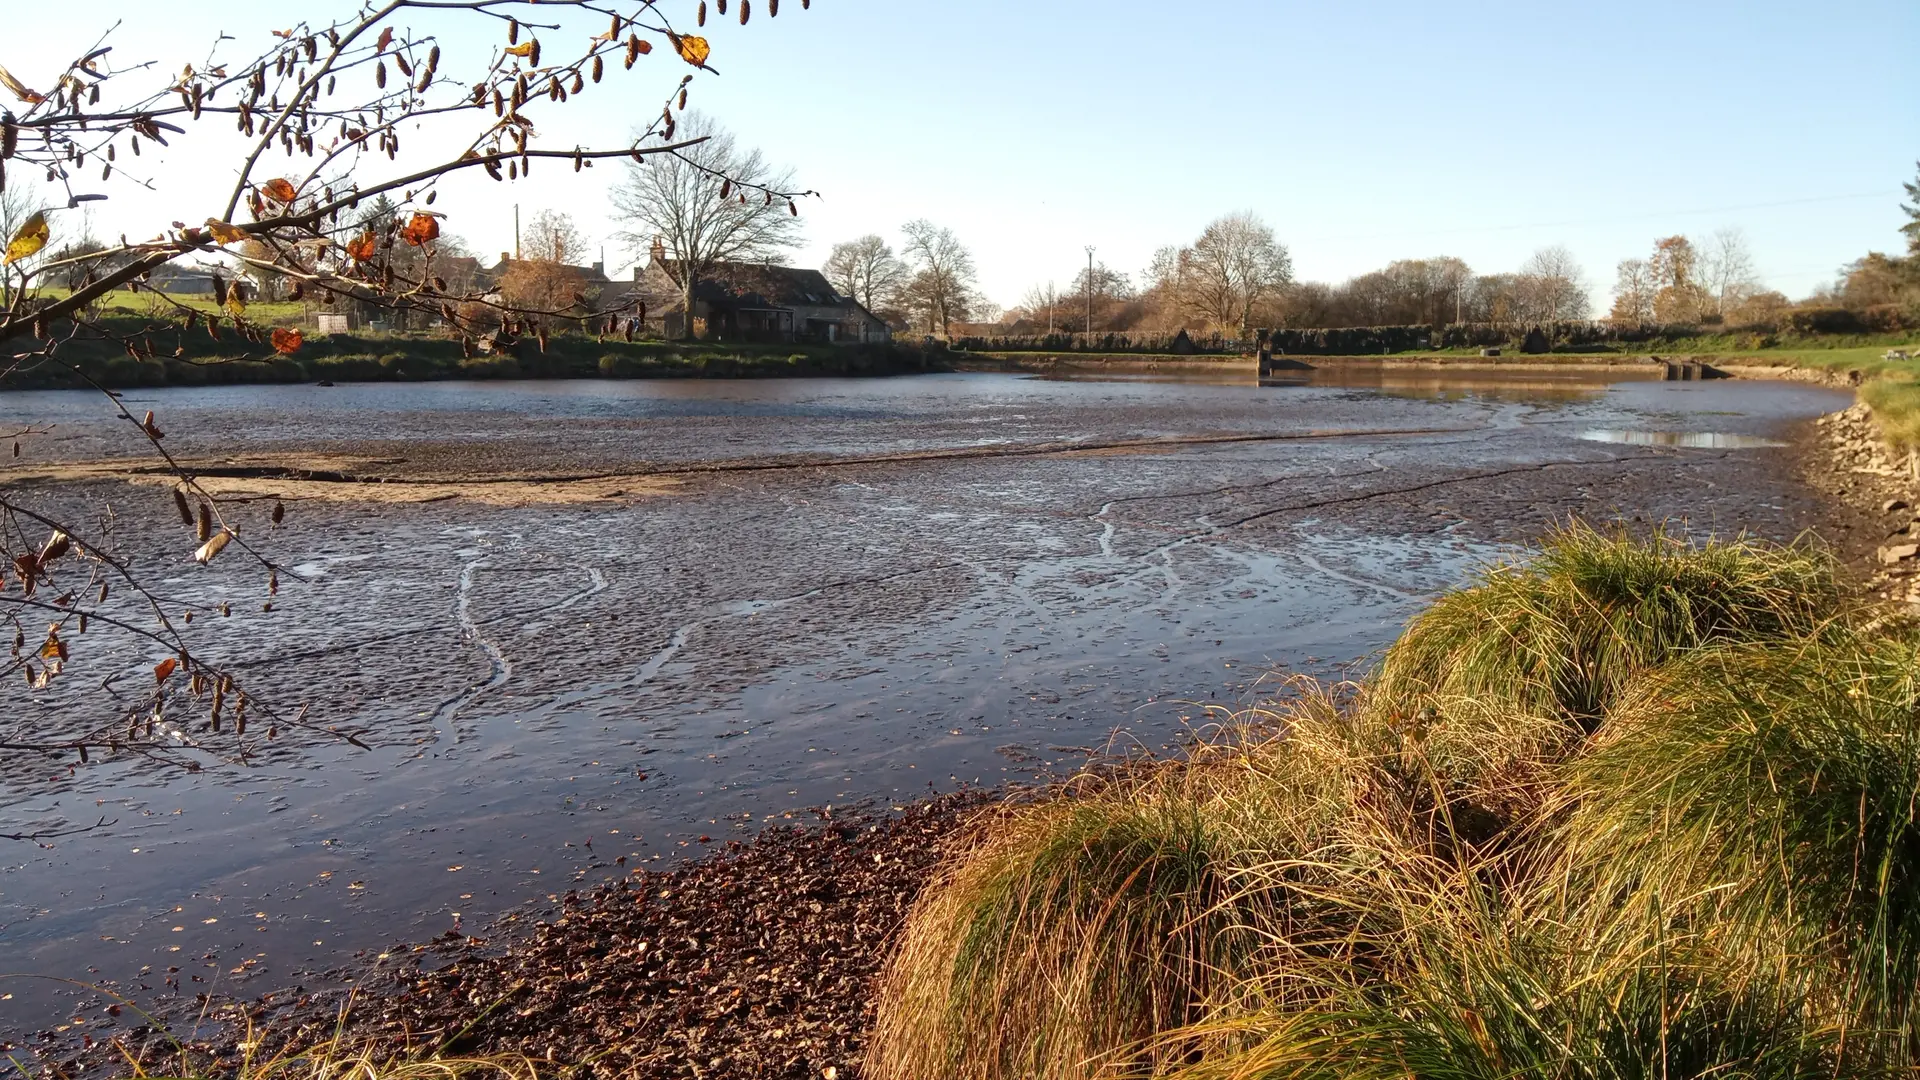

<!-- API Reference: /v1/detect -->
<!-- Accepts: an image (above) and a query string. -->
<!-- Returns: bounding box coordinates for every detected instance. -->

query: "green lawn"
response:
[27,286,309,325]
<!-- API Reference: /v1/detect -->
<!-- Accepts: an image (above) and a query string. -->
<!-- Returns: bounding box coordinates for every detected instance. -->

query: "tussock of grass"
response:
[1860,376,1920,453]
[1365,525,1843,835]
[1545,632,1920,1052]
[870,528,1905,1080]
[1374,524,1841,728]
[864,687,1394,1080]
[1162,920,1862,1080]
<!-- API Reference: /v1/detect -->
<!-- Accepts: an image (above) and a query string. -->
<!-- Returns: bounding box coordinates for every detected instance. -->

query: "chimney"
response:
[500,252,511,267]
[649,236,665,264]
[592,261,605,277]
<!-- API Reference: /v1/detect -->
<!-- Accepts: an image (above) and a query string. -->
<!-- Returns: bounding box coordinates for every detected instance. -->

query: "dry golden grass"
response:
[868,528,1914,1080]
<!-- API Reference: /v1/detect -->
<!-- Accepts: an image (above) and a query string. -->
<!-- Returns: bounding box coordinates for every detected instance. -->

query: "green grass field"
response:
[30,286,311,325]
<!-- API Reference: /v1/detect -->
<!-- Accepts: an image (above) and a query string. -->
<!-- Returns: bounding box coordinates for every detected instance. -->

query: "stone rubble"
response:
[1810,404,1920,604]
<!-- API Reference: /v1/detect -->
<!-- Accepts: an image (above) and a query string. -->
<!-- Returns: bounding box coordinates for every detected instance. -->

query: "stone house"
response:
[607,242,893,344]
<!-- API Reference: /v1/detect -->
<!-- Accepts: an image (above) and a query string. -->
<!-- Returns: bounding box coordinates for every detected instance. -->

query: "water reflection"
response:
[1579,430,1787,449]
[1291,365,1659,403]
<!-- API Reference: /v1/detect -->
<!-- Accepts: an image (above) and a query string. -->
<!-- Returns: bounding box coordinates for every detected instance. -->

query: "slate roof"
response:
[663,261,847,309]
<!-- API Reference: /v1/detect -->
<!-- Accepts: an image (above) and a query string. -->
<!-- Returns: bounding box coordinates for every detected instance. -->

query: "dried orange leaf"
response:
[262,178,298,204]
[225,291,248,317]
[271,328,303,355]
[194,529,234,565]
[401,212,440,246]
[4,211,48,265]
[503,42,536,58]
[154,657,178,683]
[205,219,247,245]
[674,34,711,66]
[376,27,395,53]
[0,65,45,104]
[346,231,377,262]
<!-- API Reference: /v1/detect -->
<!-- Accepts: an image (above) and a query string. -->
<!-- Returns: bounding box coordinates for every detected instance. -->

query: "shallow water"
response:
[1580,429,1789,449]
[0,371,1852,1036]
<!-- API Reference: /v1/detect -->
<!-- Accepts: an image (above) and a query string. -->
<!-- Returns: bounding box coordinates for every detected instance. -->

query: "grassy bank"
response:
[867,526,1920,1080]
[0,325,945,390]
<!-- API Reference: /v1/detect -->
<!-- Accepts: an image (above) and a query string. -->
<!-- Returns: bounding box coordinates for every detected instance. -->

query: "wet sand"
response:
[0,371,1860,1048]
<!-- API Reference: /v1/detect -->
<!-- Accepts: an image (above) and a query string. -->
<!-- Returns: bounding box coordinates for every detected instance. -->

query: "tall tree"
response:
[1702,228,1761,316]
[1069,261,1134,332]
[1161,212,1293,336]
[1610,258,1657,324]
[823,235,909,315]
[1019,281,1062,333]
[502,211,594,325]
[610,113,804,340]
[1902,160,1920,255]
[1515,246,1590,323]
[900,220,979,337]
[1649,235,1709,322]
[521,210,588,265]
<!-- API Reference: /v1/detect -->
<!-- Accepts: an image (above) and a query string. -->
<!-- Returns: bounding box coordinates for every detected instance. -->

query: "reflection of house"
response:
[609,241,893,344]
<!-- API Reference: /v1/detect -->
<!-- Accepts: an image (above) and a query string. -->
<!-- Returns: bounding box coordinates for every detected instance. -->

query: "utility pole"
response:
[1084,246,1096,334]
[1045,281,1055,335]
[514,204,521,261]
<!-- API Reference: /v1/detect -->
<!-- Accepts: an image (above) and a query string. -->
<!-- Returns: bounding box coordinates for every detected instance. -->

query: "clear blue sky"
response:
[7,1,1917,310]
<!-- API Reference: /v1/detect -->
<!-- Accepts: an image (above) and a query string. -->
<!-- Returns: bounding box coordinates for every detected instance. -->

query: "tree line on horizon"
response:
[15,127,1911,343]
[822,163,1920,340]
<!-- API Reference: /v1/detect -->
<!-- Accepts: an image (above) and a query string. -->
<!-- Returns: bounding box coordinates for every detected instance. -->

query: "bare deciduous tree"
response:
[1156,212,1293,336]
[522,209,588,266]
[1515,245,1590,324]
[609,112,805,340]
[504,210,591,323]
[899,220,978,337]
[1018,280,1061,334]
[1703,227,1762,317]
[823,234,908,316]
[1610,258,1657,324]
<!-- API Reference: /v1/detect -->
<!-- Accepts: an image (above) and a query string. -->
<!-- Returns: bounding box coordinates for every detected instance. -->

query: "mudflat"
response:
[0,370,1863,1059]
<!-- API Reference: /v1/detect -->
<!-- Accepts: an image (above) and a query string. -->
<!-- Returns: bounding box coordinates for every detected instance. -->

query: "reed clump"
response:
[1362,524,1844,838]
[868,527,1916,1080]
[865,685,1413,1080]
[1545,631,1920,1056]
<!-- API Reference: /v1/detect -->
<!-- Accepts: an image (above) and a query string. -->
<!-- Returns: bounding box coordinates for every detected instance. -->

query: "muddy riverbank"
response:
[0,370,1864,1063]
